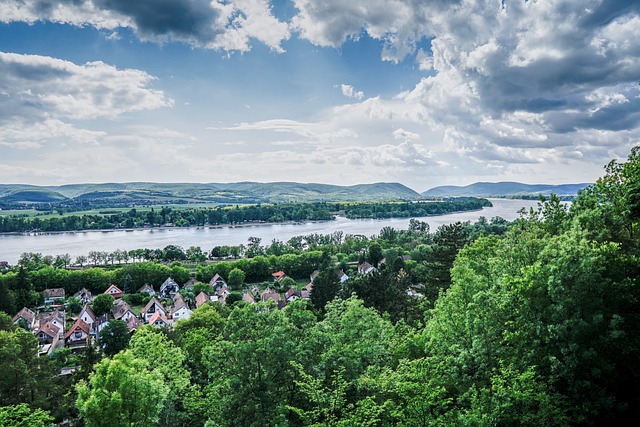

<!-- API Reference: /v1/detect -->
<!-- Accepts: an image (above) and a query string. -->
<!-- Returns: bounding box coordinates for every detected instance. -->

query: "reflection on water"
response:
[0,199,542,264]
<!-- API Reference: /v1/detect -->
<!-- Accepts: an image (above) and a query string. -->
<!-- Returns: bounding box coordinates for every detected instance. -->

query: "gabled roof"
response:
[126,316,141,332]
[36,321,60,339]
[64,318,90,340]
[183,278,198,288]
[104,284,122,296]
[271,271,286,281]
[142,297,165,314]
[138,284,155,294]
[40,310,65,325]
[173,293,186,310]
[112,299,134,320]
[195,292,209,308]
[243,293,255,304]
[78,304,96,322]
[209,273,226,286]
[43,288,65,298]
[160,277,179,291]
[261,291,281,303]
[73,288,92,298]
[148,311,169,326]
[12,307,36,324]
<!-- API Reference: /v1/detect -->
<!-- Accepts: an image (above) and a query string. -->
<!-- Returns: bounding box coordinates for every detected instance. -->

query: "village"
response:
[9,263,382,357]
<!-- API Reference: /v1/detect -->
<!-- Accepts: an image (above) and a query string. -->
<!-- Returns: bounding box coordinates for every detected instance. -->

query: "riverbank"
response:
[0,199,542,265]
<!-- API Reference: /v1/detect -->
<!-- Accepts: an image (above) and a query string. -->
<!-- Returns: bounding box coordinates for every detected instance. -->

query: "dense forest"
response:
[0,198,490,233]
[0,147,639,426]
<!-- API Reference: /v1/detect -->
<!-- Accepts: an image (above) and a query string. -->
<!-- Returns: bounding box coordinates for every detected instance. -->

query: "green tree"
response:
[76,351,168,427]
[227,268,245,289]
[123,273,134,294]
[91,293,114,317]
[0,404,53,427]
[98,320,130,357]
[310,267,341,312]
[66,296,83,315]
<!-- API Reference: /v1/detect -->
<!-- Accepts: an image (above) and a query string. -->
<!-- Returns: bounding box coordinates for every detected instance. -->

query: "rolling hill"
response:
[0,181,421,206]
[422,181,592,197]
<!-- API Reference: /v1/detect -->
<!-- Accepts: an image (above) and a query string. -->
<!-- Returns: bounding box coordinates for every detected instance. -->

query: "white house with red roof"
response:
[104,284,123,299]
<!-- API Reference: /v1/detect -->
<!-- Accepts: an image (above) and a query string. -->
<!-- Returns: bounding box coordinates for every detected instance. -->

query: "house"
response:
[73,288,93,305]
[183,278,198,289]
[43,288,65,305]
[171,294,192,321]
[35,322,60,346]
[261,287,281,303]
[285,288,302,303]
[12,307,36,330]
[214,285,230,303]
[310,269,349,283]
[138,284,156,296]
[271,271,286,282]
[0,261,10,272]
[195,291,210,308]
[111,299,136,322]
[39,310,65,335]
[126,316,141,333]
[142,297,166,322]
[242,292,255,304]
[159,277,180,298]
[78,304,96,327]
[93,314,111,335]
[209,274,227,291]
[358,262,376,275]
[64,319,91,350]
[148,311,170,328]
[104,284,123,299]
[334,269,349,283]
[301,282,312,299]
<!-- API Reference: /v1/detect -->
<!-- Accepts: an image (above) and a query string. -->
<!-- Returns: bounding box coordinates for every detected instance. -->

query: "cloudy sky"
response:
[1,0,639,192]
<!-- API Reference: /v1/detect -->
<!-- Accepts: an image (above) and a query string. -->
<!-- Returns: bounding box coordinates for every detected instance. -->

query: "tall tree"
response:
[98,320,130,357]
[76,351,168,427]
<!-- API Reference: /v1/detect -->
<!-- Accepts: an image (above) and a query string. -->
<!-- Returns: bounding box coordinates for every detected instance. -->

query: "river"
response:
[0,198,542,264]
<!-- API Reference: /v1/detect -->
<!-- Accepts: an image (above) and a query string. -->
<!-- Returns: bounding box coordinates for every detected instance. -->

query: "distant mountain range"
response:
[0,182,422,205]
[422,182,592,198]
[0,181,593,207]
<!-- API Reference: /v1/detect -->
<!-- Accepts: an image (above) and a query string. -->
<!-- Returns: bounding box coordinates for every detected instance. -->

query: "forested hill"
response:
[423,181,591,198]
[0,181,420,205]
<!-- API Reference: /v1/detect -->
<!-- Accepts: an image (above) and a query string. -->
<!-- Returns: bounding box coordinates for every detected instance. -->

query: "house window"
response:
[74,331,82,338]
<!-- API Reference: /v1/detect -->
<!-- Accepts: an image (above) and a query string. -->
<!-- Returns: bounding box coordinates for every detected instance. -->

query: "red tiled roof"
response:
[64,318,90,340]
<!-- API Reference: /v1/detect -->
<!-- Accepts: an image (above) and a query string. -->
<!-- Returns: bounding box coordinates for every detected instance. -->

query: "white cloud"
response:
[0,52,172,147]
[340,84,364,100]
[0,0,290,53]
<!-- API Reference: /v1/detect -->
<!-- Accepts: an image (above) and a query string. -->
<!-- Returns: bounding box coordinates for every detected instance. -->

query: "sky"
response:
[1,0,639,192]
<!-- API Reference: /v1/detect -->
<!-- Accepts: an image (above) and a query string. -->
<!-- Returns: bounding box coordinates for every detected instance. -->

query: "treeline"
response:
[0,198,490,233]
[343,197,492,219]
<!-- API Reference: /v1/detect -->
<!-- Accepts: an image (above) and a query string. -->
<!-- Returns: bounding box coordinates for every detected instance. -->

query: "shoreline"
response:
[0,206,491,237]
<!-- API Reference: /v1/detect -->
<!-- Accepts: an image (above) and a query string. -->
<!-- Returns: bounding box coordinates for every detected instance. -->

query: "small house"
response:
[111,299,136,322]
[78,304,96,327]
[142,297,166,322]
[43,288,65,305]
[148,311,170,328]
[137,284,156,296]
[12,307,36,330]
[36,322,60,346]
[64,319,91,350]
[73,288,93,305]
[209,274,227,291]
[104,284,123,299]
[271,271,286,282]
[159,277,180,298]
[195,291,210,308]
